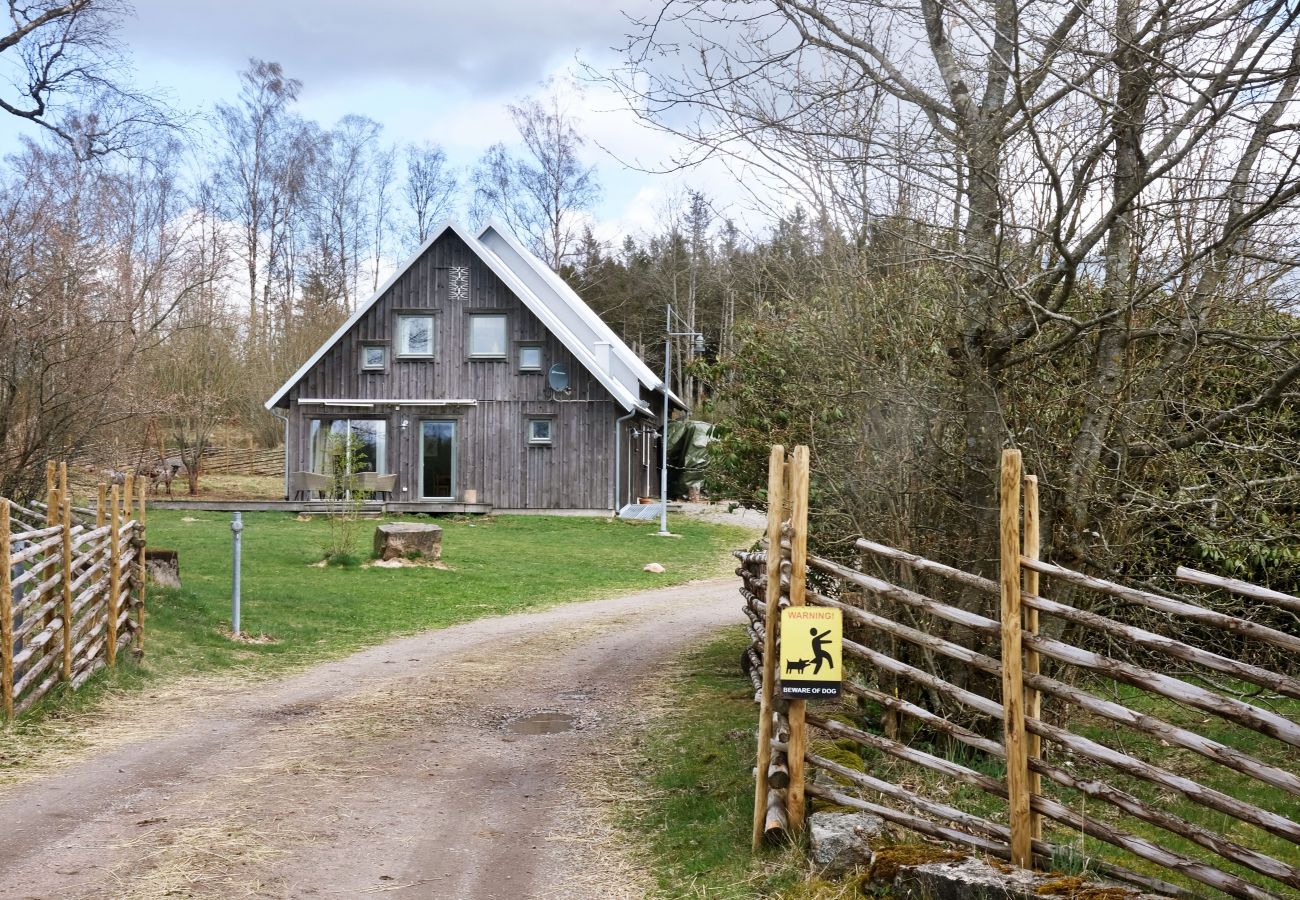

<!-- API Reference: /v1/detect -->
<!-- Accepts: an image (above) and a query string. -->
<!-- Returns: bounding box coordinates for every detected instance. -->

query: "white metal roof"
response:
[264,220,659,414]
[477,222,686,409]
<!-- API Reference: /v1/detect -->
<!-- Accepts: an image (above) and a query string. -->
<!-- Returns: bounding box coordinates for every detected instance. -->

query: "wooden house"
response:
[265,221,677,513]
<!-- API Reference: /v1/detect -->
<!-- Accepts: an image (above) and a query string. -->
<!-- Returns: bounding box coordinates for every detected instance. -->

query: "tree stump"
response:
[374,523,443,562]
[145,549,181,589]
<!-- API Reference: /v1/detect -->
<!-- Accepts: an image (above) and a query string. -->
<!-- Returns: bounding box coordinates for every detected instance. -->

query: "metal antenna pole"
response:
[231,512,243,635]
[659,304,672,535]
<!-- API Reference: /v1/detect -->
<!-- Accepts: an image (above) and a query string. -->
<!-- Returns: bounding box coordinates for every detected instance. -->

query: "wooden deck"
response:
[147,500,495,516]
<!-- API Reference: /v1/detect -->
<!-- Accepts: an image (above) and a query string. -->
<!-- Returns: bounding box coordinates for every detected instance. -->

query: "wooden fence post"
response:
[753,444,787,850]
[136,477,147,654]
[60,491,73,682]
[45,462,57,526]
[786,445,811,833]
[1000,449,1032,867]
[108,485,120,669]
[1023,473,1042,846]
[1,499,12,721]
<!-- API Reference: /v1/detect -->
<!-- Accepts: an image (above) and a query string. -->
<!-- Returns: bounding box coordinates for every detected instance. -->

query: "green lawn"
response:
[2,511,752,730]
[137,510,753,679]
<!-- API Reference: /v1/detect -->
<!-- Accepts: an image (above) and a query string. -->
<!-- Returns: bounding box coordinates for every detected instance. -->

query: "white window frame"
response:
[361,344,387,371]
[527,418,553,445]
[518,344,543,371]
[468,314,508,359]
[396,314,436,358]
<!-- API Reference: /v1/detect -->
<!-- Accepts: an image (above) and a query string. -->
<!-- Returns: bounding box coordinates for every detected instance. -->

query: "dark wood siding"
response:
[283,230,649,509]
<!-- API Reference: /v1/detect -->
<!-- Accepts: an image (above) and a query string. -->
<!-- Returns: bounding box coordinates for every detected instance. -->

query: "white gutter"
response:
[297,399,479,407]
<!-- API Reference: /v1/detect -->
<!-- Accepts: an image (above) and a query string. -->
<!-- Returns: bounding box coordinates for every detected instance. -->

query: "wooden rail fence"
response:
[2,463,147,720]
[738,445,1300,900]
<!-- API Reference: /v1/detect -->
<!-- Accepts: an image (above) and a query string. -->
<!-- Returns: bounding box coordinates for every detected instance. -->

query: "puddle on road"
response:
[504,713,576,735]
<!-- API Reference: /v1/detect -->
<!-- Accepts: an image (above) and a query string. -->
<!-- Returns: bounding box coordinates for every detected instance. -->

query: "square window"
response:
[361,345,386,370]
[518,345,542,371]
[469,314,507,357]
[528,418,553,444]
[397,315,435,357]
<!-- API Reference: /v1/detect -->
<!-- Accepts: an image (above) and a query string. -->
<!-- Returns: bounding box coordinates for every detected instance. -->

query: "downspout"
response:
[612,407,638,513]
[270,406,290,501]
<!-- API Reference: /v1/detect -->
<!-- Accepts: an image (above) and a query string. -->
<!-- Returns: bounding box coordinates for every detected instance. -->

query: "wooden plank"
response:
[1021,473,1042,844]
[785,445,810,833]
[1176,566,1300,615]
[1022,555,1300,656]
[838,633,1300,845]
[838,683,1300,890]
[2,500,12,720]
[853,537,1300,701]
[999,449,1031,868]
[752,444,786,851]
[108,486,120,669]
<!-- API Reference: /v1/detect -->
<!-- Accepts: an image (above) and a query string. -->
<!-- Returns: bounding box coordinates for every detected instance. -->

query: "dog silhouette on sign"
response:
[785,658,812,674]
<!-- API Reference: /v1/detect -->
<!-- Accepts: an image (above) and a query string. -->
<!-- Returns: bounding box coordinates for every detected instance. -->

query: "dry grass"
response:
[0,670,270,789]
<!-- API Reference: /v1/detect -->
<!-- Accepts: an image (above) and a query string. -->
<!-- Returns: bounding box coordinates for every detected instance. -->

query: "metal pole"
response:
[659,304,672,535]
[231,512,243,634]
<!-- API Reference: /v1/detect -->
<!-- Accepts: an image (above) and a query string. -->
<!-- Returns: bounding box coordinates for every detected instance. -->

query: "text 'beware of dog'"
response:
[778,606,842,699]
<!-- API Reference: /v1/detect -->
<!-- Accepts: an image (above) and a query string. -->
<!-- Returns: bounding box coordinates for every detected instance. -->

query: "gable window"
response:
[469,314,507,358]
[361,344,387,371]
[527,418,553,445]
[518,344,542,371]
[396,315,435,358]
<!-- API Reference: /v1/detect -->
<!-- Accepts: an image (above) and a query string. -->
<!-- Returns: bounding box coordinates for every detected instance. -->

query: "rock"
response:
[374,522,443,561]
[809,811,884,875]
[643,562,666,573]
[888,856,1153,900]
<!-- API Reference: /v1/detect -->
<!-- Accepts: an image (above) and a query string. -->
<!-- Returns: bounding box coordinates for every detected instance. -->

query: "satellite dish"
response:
[547,363,570,393]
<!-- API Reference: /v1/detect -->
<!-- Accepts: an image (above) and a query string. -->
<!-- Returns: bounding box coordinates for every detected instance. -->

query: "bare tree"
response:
[404,141,458,249]
[0,133,213,499]
[618,0,1300,577]
[471,82,601,269]
[0,0,169,157]
[214,59,304,346]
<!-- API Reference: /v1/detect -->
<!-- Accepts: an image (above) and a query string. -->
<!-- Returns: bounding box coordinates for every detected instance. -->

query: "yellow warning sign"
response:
[779,606,842,699]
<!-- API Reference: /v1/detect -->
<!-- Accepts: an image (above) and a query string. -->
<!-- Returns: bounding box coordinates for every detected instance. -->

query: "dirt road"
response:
[0,578,741,899]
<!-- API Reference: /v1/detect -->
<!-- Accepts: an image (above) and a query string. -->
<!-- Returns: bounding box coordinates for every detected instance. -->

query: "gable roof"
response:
[264,220,672,414]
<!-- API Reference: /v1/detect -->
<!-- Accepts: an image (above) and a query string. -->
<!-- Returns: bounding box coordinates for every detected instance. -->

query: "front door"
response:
[420,420,456,500]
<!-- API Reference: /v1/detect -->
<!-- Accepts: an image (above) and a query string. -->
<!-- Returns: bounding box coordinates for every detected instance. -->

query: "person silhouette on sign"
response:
[810,627,835,675]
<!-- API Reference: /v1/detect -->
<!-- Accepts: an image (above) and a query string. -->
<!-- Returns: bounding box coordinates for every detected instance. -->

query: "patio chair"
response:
[290,470,332,500]
[354,472,397,500]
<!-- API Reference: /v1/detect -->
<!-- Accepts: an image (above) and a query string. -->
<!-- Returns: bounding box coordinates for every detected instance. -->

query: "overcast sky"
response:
[0,0,748,241]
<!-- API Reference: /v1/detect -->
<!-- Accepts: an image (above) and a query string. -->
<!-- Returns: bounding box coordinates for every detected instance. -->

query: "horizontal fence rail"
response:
[2,463,147,720]
[740,445,1300,900]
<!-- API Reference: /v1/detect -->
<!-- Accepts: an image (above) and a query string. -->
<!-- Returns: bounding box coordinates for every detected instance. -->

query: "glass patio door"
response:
[420,420,456,500]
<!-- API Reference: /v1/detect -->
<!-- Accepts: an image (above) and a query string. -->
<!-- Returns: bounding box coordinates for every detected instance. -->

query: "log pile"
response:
[2,463,146,719]
[738,445,1300,900]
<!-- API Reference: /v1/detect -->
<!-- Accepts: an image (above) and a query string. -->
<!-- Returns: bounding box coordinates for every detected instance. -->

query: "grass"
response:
[4,510,754,732]
[615,627,810,898]
[145,510,753,676]
[152,474,282,500]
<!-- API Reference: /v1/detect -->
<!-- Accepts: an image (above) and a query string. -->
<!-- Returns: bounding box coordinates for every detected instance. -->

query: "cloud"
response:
[122,0,642,95]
